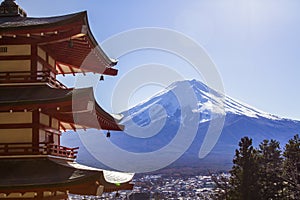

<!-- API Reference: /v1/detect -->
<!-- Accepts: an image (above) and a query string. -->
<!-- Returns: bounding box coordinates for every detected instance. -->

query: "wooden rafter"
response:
[69,123,77,132]
[68,65,76,76]
[56,63,65,76]
[59,122,66,132]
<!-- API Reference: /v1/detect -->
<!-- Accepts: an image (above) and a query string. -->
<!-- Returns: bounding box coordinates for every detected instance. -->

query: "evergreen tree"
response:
[212,134,300,200]
[228,137,260,200]
[283,134,300,199]
[257,139,283,199]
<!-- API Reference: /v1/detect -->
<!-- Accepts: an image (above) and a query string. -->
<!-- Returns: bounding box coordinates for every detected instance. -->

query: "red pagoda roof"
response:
[0,11,118,76]
[0,86,124,131]
[0,1,133,196]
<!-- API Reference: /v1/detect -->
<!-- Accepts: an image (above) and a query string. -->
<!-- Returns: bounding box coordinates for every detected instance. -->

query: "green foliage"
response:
[228,137,260,200]
[257,139,283,200]
[212,134,300,200]
[283,134,300,199]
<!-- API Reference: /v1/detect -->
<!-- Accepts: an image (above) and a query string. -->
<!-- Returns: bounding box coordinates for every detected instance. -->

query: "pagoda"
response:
[0,0,133,199]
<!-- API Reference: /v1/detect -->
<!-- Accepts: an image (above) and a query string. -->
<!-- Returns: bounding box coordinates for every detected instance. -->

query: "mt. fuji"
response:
[62,80,300,172]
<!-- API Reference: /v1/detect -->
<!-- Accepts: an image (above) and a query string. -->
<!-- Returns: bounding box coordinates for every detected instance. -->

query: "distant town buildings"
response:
[69,173,230,199]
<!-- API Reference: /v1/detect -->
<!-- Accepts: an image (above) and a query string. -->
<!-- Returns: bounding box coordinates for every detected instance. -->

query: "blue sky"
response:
[18,0,300,120]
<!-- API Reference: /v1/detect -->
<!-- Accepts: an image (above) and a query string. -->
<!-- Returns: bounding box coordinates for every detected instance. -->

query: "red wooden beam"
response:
[0,123,32,129]
[32,111,40,148]
[0,55,31,60]
[39,124,61,135]
[37,56,58,74]
[103,67,118,76]
[0,23,83,45]
[37,26,83,45]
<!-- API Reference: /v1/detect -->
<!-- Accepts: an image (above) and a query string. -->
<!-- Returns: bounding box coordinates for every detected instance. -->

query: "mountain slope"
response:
[62,79,300,172]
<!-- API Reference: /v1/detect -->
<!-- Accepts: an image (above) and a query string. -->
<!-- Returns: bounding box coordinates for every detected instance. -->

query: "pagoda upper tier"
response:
[0,10,118,76]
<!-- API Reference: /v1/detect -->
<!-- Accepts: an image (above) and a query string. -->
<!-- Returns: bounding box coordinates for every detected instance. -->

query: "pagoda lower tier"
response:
[0,157,134,199]
[0,85,132,199]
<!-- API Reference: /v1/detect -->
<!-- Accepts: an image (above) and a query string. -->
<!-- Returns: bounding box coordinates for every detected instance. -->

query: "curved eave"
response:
[0,86,124,131]
[0,158,133,195]
[82,12,118,67]
[0,11,118,75]
[44,12,118,75]
[55,87,124,131]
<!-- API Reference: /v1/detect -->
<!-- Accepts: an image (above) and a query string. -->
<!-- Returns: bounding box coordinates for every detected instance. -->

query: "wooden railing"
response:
[47,143,79,159]
[0,142,78,159]
[0,70,67,89]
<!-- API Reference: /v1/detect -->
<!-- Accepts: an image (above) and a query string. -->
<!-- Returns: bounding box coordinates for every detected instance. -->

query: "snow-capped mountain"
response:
[62,79,300,172]
[122,79,281,125]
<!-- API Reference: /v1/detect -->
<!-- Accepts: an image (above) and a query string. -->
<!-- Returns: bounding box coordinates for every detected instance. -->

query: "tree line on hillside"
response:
[211,134,300,200]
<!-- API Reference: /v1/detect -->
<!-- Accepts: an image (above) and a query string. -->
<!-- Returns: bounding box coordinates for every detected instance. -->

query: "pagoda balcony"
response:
[0,142,78,159]
[0,70,67,89]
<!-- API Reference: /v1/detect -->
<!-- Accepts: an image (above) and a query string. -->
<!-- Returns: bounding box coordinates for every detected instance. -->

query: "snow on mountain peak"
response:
[122,79,282,123]
[224,96,281,120]
[183,79,282,120]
